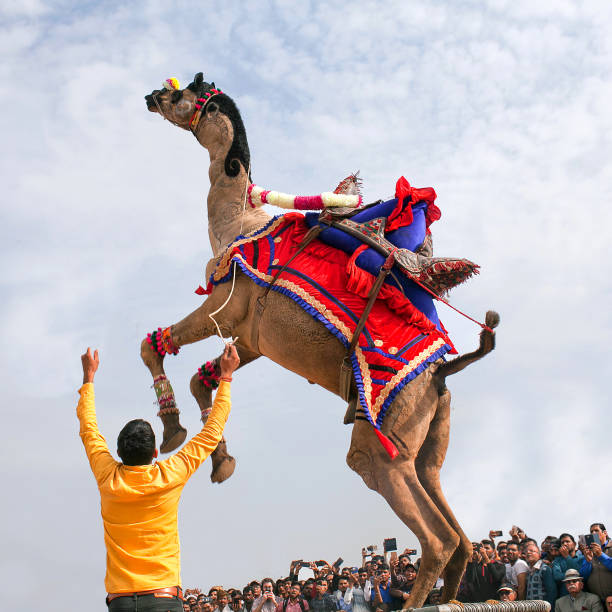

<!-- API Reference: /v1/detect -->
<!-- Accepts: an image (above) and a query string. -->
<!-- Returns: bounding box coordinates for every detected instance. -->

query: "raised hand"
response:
[81,347,100,384]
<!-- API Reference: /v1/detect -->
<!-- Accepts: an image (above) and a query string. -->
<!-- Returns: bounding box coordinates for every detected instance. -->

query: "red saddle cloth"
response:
[203,213,456,458]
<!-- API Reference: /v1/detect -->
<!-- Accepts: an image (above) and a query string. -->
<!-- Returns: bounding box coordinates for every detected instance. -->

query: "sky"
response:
[2,0,611,608]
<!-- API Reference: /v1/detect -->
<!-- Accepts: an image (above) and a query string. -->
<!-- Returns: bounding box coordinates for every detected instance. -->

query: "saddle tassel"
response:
[374,428,399,460]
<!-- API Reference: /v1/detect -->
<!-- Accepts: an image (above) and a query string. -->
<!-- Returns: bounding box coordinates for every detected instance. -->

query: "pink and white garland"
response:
[247,184,362,210]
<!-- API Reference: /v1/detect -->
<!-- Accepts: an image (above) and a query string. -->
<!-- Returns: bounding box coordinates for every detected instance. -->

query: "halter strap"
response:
[189,89,223,134]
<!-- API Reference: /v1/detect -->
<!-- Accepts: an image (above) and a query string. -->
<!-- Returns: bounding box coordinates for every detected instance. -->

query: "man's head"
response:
[560,533,576,554]
[117,419,156,465]
[231,596,244,611]
[498,583,517,602]
[605,595,612,612]
[481,539,496,560]
[377,566,390,584]
[202,603,213,612]
[562,569,584,596]
[261,579,275,597]
[289,583,302,600]
[524,541,541,566]
[506,542,520,562]
[243,588,253,603]
[338,577,350,593]
[590,523,608,545]
[404,564,417,583]
[358,569,368,587]
[250,582,261,597]
[217,591,229,609]
[315,579,328,595]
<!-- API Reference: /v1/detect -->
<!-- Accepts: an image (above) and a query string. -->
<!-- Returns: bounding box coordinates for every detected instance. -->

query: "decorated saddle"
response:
[202,176,477,457]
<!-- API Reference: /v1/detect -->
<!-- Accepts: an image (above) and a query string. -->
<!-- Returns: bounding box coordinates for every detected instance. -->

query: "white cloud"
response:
[2,1,612,608]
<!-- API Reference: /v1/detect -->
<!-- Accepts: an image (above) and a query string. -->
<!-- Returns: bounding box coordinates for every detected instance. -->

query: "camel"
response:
[141,73,499,607]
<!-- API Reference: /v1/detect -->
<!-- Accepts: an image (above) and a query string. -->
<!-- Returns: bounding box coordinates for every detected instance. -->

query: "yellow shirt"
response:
[77,380,231,593]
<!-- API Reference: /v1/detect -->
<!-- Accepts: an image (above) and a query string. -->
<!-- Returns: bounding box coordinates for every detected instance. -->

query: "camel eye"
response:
[171,90,182,103]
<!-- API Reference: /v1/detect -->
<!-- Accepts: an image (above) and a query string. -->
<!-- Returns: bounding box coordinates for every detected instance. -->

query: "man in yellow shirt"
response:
[77,344,240,611]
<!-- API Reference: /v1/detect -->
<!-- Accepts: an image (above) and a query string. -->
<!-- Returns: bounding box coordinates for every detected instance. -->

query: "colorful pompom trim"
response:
[163,77,180,90]
[197,360,220,389]
[146,327,180,357]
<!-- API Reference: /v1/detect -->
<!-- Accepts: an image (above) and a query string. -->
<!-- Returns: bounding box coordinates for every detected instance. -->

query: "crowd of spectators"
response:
[181,523,612,612]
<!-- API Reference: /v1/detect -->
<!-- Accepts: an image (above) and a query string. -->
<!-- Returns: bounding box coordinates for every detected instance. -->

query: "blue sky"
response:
[2,1,611,609]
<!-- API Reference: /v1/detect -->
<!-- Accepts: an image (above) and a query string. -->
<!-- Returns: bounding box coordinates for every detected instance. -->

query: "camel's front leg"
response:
[140,279,251,453]
[190,345,260,483]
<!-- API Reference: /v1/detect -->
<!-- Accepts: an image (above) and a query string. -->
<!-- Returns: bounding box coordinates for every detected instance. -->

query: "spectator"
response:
[580,523,612,602]
[277,582,309,612]
[253,579,281,612]
[370,566,394,612]
[202,601,214,612]
[251,583,263,599]
[555,569,603,612]
[498,583,518,602]
[605,596,612,612]
[389,561,417,606]
[348,568,370,612]
[553,534,584,597]
[524,541,557,607]
[458,542,506,602]
[309,578,336,612]
[232,595,246,612]
[426,589,442,605]
[244,587,255,612]
[217,590,231,612]
[506,541,529,599]
[334,576,354,612]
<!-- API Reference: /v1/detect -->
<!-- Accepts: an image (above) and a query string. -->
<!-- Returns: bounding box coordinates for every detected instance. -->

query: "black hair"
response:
[481,539,495,548]
[117,419,155,465]
[590,523,607,532]
[186,73,251,181]
[560,533,576,543]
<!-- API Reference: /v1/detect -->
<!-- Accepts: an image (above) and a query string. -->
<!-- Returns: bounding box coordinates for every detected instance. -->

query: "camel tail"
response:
[437,310,499,379]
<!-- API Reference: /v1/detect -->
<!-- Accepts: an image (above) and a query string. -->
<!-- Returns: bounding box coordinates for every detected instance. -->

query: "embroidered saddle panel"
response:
[205,213,456,432]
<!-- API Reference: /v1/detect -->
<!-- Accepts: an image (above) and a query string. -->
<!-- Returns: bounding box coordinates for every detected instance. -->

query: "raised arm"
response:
[77,348,117,484]
[162,343,240,480]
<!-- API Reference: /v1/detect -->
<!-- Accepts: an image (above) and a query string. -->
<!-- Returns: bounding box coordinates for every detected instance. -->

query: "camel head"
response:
[144,72,216,131]
[145,72,251,179]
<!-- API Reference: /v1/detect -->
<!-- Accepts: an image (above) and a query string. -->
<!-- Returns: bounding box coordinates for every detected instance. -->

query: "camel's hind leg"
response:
[190,345,260,483]
[141,277,253,452]
[347,417,459,608]
[415,387,471,603]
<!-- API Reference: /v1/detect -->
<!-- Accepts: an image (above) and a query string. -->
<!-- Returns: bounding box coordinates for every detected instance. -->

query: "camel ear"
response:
[194,72,203,86]
[211,81,215,89]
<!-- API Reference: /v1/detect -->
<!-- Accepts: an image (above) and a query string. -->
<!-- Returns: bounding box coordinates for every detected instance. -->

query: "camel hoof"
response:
[210,440,236,483]
[159,413,187,453]
[485,310,500,329]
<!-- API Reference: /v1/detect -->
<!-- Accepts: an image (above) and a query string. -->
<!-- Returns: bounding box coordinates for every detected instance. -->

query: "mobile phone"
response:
[578,534,587,548]
[315,561,327,567]
[366,545,378,552]
[585,534,595,547]
[384,538,398,553]
[405,549,417,555]
[299,561,311,568]
[333,557,344,569]
[491,530,503,537]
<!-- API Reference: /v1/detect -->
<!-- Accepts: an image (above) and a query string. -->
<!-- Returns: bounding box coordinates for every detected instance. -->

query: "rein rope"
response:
[206,160,251,346]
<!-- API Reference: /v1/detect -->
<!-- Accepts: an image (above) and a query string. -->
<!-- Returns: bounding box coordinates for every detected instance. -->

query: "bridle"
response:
[151,87,223,137]
[188,88,223,134]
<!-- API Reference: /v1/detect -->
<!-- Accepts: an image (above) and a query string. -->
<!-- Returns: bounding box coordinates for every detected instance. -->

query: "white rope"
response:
[207,162,251,345]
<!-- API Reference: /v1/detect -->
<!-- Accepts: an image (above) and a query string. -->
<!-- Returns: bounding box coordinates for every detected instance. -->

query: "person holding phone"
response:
[253,579,281,612]
[580,523,612,602]
[77,344,240,611]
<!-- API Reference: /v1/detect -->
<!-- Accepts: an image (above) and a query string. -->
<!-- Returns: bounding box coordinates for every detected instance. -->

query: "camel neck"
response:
[204,145,270,257]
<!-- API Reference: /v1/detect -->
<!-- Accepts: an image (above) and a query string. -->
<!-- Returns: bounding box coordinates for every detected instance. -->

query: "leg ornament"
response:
[146,327,180,357]
[152,374,187,453]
